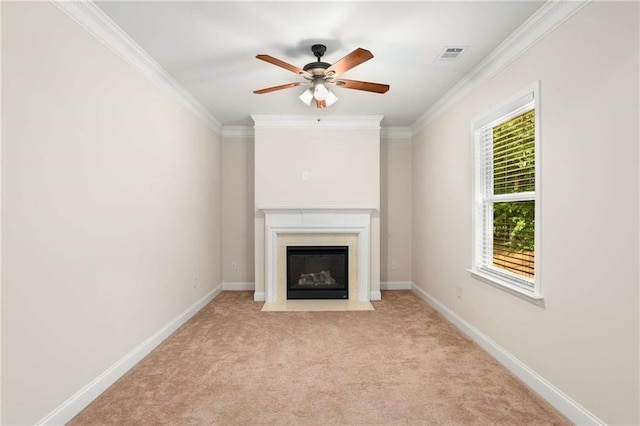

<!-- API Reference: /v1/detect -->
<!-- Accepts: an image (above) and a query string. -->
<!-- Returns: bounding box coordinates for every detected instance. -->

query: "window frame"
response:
[470,81,542,300]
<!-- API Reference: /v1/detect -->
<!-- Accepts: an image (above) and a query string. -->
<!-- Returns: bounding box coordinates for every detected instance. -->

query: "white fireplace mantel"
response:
[259,206,377,303]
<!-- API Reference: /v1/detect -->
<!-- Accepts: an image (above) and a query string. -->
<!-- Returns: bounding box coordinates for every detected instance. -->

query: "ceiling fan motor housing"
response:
[303,61,330,75]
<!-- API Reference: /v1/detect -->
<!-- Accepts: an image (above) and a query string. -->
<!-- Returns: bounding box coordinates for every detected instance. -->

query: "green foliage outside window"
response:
[492,109,535,277]
[494,201,534,252]
[493,109,535,195]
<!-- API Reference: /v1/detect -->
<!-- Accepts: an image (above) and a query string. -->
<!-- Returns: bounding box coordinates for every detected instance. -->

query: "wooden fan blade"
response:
[316,99,327,109]
[253,82,305,94]
[325,48,373,77]
[256,54,312,78]
[335,79,390,93]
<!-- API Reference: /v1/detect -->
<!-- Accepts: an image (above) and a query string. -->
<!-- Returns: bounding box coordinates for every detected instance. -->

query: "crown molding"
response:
[411,0,591,135]
[381,127,412,139]
[222,126,254,139]
[222,124,410,139]
[51,0,222,134]
[251,115,383,130]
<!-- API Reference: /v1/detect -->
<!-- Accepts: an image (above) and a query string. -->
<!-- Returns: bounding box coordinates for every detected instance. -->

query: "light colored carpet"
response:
[69,291,570,425]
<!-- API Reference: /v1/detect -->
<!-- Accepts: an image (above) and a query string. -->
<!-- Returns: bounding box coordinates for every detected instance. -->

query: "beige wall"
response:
[380,137,412,283]
[254,127,381,207]
[253,125,381,298]
[411,2,639,424]
[1,3,222,424]
[221,136,254,283]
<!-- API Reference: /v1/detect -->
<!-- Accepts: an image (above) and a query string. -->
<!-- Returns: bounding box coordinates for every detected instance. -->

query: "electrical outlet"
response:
[231,262,237,271]
[391,261,399,270]
[302,171,309,181]
[192,277,199,289]
[456,286,462,298]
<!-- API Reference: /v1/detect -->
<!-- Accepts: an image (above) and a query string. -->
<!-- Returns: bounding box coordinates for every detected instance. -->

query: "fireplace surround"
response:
[259,206,375,304]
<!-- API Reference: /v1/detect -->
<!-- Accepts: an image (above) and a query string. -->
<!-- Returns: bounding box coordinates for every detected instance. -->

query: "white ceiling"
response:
[94,1,544,128]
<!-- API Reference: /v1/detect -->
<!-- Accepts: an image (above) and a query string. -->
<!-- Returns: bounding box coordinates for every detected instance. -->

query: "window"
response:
[471,82,541,299]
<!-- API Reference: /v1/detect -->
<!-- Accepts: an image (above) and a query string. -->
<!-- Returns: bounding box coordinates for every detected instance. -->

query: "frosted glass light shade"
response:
[299,89,313,106]
[313,82,329,101]
[299,87,338,107]
[325,91,338,107]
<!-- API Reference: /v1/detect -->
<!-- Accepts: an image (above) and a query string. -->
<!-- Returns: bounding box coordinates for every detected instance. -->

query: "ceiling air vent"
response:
[436,46,467,62]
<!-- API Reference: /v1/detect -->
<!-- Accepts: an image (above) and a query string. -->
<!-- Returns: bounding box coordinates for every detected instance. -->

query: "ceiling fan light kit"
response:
[254,44,389,109]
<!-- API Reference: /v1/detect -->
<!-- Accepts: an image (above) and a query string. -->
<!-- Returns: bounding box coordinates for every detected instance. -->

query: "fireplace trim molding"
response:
[260,206,376,303]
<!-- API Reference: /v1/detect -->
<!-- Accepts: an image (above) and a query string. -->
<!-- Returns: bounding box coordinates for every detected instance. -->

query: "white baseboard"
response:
[369,291,382,301]
[222,282,255,291]
[410,283,604,426]
[381,281,413,290]
[253,291,265,302]
[37,284,223,425]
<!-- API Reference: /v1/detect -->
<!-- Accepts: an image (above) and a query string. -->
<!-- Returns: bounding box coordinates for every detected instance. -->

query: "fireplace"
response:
[259,207,376,304]
[286,246,348,299]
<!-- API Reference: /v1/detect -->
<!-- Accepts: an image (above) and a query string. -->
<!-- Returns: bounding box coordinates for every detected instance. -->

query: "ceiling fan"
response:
[253,44,390,109]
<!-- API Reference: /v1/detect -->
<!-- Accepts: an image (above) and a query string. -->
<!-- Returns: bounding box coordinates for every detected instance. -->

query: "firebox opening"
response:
[286,246,348,300]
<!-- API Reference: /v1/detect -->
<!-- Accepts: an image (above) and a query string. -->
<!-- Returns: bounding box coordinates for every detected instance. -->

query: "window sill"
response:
[467,269,544,306]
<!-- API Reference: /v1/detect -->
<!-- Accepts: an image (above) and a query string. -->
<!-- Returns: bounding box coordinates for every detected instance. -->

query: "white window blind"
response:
[472,84,540,298]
